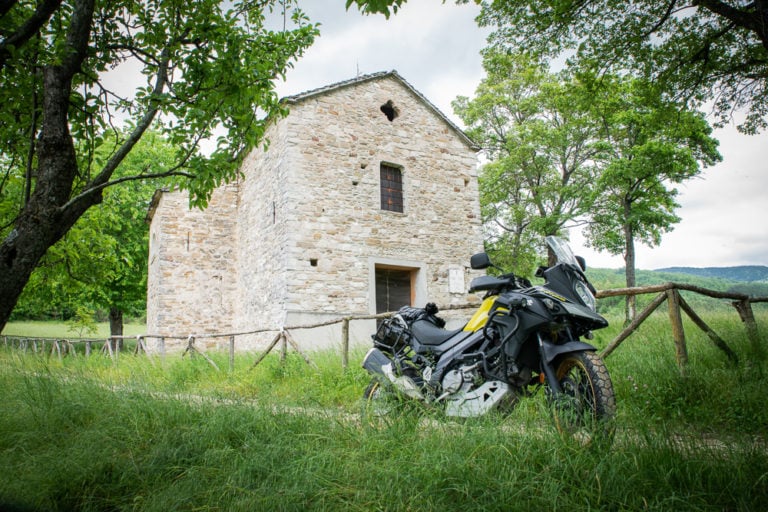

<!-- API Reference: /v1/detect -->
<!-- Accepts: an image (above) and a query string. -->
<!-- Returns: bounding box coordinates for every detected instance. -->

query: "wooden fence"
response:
[596,282,767,371]
[2,285,765,373]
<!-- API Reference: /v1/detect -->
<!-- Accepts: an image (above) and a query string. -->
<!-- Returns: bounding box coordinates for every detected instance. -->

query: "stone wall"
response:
[146,183,239,346]
[233,117,292,341]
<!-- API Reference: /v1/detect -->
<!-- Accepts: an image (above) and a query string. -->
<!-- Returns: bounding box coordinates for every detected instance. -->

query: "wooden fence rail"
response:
[2,285,765,372]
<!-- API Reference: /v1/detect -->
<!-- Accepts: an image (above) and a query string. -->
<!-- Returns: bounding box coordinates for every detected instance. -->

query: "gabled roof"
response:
[282,70,480,151]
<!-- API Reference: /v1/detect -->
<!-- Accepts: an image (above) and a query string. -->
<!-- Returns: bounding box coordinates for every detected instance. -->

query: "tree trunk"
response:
[623,203,637,325]
[109,308,124,337]
[0,93,87,329]
[109,307,124,350]
[0,0,96,332]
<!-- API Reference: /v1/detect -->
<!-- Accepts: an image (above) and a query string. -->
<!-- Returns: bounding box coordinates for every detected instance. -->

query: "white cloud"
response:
[276,0,488,116]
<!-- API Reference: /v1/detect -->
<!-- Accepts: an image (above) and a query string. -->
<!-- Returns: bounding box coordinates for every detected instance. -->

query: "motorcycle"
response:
[361,236,616,439]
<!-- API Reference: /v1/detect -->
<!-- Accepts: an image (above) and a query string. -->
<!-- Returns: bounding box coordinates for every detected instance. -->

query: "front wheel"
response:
[550,351,616,444]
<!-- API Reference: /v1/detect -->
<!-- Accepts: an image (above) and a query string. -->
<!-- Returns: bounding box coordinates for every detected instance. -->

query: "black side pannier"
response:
[372,315,410,352]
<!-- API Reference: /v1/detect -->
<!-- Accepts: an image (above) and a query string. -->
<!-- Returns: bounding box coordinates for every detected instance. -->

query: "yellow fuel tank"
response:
[464,296,507,332]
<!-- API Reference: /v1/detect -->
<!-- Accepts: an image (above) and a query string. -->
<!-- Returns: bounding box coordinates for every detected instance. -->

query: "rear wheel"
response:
[551,351,616,444]
[361,378,399,427]
[362,376,428,428]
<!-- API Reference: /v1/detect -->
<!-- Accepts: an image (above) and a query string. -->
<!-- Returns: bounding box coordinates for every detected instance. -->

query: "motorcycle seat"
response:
[410,319,463,346]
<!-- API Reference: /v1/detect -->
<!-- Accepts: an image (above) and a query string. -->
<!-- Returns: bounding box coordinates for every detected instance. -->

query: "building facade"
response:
[146,71,484,351]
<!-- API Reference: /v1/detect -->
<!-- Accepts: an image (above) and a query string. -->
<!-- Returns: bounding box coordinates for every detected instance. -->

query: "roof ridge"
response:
[282,70,395,103]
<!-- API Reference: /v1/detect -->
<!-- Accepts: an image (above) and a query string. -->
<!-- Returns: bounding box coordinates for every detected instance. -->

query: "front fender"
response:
[540,340,596,364]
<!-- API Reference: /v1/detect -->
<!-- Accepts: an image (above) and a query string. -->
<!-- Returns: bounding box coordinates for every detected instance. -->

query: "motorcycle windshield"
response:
[545,236,580,267]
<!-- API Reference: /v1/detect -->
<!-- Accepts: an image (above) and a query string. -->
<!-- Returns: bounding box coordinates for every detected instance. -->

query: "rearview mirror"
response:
[576,256,586,271]
[470,252,492,270]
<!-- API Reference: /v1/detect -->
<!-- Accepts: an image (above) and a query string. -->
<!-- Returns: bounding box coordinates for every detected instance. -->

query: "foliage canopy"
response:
[454,51,608,274]
[0,0,318,330]
[13,131,175,333]
[477,0,768,134]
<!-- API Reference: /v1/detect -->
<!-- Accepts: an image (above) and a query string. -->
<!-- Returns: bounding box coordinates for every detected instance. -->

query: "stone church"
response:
[146,70,484,351]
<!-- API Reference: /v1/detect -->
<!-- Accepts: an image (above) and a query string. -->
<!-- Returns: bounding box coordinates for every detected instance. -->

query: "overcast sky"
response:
[272,0,768,270]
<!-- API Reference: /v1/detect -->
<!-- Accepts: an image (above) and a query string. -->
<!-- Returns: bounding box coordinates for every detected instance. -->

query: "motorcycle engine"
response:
[440,363,511,417]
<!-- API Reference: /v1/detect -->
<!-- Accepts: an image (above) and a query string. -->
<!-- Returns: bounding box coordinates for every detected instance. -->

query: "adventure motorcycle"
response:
[361,236,616,439]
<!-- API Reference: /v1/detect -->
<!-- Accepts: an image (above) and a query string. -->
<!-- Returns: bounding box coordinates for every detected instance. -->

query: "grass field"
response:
[0,312,766,511]
[1,320,146,338]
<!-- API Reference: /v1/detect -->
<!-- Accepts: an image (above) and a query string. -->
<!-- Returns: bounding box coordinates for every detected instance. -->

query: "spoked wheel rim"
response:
[551,352,616,446]
[361,379,397,428]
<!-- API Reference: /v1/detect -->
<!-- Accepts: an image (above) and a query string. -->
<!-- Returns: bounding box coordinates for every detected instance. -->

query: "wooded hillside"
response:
[654,266,768,283]
[586,267,768,314]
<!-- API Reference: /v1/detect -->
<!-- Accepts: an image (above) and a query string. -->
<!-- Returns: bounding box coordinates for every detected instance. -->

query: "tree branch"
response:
[694,0,768,50]
[641,0,679,39]
[694,0,760,31]
[89,47,170,190]
[59,168,194,214]
[0,0,64,70]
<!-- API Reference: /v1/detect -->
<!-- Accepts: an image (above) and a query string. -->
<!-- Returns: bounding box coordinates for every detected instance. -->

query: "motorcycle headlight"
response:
[574,281,597,311]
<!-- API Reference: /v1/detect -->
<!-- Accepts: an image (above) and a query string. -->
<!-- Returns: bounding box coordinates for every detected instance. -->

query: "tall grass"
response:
[1,312,766,511]
[598,310,768,435]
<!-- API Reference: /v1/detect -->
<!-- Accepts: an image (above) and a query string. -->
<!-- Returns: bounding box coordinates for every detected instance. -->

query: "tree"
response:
[453,47,721,319]
[584,76,721,322]
[476,0,768,134]
[0,1,318,332]
[14,131,175,336]
[453,51,607,274]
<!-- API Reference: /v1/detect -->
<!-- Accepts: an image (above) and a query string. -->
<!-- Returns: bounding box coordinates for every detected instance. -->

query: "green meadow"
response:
[1,311,766,511]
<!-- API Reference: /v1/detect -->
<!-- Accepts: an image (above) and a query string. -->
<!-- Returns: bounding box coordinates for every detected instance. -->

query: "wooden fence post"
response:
[733,299,765,360]
[134,335,147,355]
[341,317,350,370]
[229,335,235,373]
[283,330,317,368]
[677,295,738,363]
[600,292,667,359]
[182,335,220,371]
[250,331,283,369]
[103,337,115,361]
[51,340,62,361]
[182,335,195,357]
[667,289,688,371]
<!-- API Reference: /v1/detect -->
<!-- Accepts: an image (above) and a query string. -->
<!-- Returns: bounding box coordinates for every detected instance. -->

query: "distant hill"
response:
[653,266,768,283]
[583,266,768,314]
